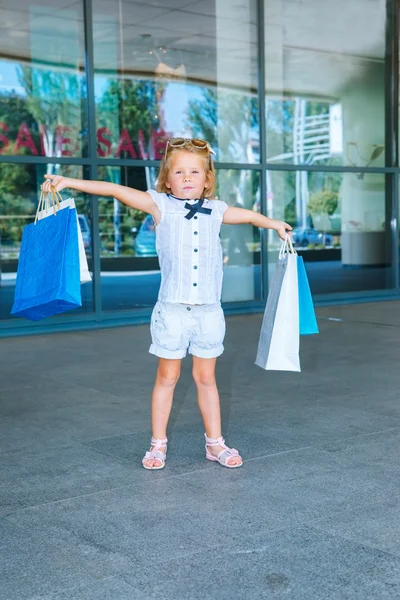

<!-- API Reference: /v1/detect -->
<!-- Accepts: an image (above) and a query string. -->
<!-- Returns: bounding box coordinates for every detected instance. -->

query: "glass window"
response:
[0,1,87,158]
[0,164,93,321]
[267,170,394,294]
[265,0,386,167]
[97,165,160,312]
[219,169,262,302]
[93,0,259,163]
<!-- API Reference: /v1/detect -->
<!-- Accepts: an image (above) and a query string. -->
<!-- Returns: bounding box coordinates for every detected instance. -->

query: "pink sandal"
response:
[205,434,243,468]
[142,437,168,470]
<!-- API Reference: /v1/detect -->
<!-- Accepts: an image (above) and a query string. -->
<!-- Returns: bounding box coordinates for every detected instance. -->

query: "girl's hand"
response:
[274,220,292,241]
[41,174,70,193]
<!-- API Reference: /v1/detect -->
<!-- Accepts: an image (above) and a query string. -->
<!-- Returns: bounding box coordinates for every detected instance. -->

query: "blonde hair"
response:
[156,144,216,198]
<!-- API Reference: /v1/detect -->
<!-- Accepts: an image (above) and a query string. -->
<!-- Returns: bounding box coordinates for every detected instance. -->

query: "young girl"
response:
[42,137,291,470]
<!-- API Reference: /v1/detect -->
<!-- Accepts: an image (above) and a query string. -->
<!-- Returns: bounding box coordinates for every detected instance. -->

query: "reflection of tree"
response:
[0,92,40,153]
[0,87,86,244]
[187,89,218,148]
[0,91,38,245]
[98,195,144,256]
[97,166,149,256]
[308,190,339,217]
[96,80,161,254]
[97,79,162,158]
[18,66,84,161]
[284,197,297,227]
[0,161,36,247]
[187,88,258,161]
[266,99,294,162]
[99,201,139,255]
[307,185,340,233]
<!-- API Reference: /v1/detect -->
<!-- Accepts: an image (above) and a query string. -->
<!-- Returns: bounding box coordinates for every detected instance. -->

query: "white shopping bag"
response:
[255,236,300,372]
[36,196,92,284]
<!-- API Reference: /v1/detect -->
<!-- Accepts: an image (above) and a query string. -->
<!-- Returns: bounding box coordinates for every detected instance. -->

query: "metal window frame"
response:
[1,0,400,336]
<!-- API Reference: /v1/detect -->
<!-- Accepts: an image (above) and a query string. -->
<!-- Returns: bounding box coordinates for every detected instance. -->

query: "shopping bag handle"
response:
[279,233,296,258]
[50,186,63,209]
[34,186,63,225]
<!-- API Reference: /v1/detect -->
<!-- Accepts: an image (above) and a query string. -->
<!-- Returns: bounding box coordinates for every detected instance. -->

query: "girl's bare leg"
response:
[144,358,181,468]
[192,356,241,466]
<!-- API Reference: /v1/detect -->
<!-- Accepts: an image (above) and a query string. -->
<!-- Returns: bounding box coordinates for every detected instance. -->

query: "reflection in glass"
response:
[97,166,160,311]
[267,170,393,294]
[218,170,261,302]
[265,0,386,167]
[0,1,87,158]
[0,164,93,321]
[93,0,259,163]
[97,166,155,258]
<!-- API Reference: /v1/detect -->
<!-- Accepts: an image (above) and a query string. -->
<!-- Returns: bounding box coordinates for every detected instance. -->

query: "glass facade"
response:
[0,0,399,335]
[264,0,386,168]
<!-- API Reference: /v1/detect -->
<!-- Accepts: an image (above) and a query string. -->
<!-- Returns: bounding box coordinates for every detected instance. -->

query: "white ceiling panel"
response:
[93,0,171,25]
[139,10,217,36]
[138,0,200,9]
[0,8,29,30]
[282,0,385,59]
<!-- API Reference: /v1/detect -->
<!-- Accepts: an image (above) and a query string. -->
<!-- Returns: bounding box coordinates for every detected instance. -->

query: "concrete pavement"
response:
[1,302,400,599]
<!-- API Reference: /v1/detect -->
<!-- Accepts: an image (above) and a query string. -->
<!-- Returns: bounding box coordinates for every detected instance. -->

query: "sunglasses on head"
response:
[165,137,216,155]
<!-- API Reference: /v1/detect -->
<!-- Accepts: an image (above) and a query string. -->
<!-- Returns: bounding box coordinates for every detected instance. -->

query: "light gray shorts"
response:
[149,301,226,360]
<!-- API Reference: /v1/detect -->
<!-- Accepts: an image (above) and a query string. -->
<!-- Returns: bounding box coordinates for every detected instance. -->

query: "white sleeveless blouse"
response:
[147,190,228,305]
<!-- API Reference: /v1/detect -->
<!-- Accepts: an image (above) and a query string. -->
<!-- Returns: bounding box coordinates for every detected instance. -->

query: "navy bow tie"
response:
[184,199,212,220]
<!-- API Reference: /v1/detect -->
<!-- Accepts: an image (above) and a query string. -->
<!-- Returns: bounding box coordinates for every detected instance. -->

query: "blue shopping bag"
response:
[11,205,81,321]
[297,255,319,335]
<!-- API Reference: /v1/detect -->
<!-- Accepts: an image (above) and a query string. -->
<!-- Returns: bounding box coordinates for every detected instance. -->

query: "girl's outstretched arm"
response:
[223,206,292,241]
[41,175,160,222]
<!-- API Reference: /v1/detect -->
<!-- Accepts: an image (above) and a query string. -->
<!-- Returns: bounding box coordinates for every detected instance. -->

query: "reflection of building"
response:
[0,0,398,336]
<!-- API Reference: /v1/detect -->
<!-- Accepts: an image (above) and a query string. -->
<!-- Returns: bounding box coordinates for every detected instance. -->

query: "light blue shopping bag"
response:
[297,255,319,335]
[11,205,81,321]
